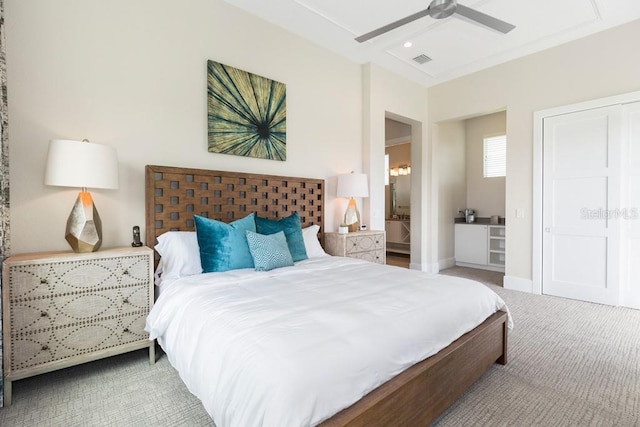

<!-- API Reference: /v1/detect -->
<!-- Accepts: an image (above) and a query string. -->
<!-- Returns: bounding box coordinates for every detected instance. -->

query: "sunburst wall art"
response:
[207,60,286,161]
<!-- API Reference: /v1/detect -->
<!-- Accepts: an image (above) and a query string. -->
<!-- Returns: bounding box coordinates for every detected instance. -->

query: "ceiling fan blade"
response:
[455,4,515,34]
[355,8,430,43]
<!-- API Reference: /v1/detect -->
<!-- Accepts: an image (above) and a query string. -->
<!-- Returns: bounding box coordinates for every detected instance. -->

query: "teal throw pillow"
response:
[246,230,294,271]
[254,212,308,262]
[194,213,256,272]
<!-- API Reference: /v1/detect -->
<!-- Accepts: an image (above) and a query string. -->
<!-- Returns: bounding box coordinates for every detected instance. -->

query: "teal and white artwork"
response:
[207,60,286,161]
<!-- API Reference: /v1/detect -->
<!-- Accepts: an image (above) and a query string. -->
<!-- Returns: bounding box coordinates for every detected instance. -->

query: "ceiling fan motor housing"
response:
[428,0,457,19]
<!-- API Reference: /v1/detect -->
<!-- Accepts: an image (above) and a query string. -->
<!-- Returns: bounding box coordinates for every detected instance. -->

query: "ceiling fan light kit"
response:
[355,0,515,43]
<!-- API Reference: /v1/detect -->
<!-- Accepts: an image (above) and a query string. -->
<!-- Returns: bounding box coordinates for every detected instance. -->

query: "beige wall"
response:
[6,0,362,253]
[465,111,506,218]
[436,121,466,267]
[428,19,640,284]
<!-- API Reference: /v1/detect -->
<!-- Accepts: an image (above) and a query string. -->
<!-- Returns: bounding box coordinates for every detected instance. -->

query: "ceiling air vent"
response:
[412,54,432,64]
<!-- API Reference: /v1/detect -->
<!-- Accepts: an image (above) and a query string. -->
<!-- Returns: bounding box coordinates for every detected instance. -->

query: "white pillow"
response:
[154,231,202,287]
[302,225,328,258]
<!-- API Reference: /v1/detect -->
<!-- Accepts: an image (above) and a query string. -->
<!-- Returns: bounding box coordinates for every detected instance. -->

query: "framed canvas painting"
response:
[207,60,286,161]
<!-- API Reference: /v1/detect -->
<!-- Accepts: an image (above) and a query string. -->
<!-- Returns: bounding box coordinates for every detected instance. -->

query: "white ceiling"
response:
[223,0,640,87]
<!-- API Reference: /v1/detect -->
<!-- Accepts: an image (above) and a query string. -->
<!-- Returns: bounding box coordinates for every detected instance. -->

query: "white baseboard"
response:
[438,257,456,271]
[455,261,505,273]
[409,261,445,272]
[504,275,534,293]
[410,261,437,272]
[409,262,423,271]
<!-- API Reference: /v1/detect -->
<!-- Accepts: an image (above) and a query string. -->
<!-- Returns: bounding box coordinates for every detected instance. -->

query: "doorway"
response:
[436,111,507,272]
[385,117,411,259]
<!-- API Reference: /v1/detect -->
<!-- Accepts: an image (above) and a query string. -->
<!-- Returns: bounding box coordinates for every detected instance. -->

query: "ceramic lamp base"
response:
[65,191,103,253]
[344,197,361,233]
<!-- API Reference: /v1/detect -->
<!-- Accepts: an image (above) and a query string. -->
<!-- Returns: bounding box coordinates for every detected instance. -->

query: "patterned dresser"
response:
[324,230,386,264]
[2,246,155,405]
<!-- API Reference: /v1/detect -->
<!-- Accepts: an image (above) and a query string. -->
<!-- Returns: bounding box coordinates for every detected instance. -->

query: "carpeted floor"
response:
[433,283,640,426]
[1,270,639,427]
[439,265,504,287]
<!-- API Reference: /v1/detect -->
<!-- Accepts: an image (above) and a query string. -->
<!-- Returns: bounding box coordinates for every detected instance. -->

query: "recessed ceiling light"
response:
[403,41,412,48]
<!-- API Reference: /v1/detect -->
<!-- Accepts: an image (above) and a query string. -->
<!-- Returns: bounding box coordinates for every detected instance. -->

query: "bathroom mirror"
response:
[390,175,411,218]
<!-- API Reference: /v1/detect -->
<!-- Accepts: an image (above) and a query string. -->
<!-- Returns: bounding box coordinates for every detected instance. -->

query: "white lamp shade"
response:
[336,172,368,198]
[45,139,119,189]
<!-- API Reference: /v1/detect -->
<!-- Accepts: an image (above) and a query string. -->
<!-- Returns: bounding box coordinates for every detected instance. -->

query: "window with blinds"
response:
[483,134,506,178]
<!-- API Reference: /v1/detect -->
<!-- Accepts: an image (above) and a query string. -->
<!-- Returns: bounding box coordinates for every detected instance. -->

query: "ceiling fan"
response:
[355,0,515,43]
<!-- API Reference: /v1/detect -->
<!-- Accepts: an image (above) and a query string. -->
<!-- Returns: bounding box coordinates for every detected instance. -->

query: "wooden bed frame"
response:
[145,164,508,426]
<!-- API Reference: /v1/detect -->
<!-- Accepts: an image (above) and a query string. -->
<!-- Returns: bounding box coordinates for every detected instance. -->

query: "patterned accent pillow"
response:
[194,213,256,273]
[255,212,308,262]
[246,230,294,271]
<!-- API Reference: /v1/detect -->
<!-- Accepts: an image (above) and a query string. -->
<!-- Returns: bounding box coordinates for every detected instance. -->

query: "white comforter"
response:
[145,256,511,427]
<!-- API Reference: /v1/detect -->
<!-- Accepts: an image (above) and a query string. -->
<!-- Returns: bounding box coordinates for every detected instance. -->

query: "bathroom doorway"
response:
[385,117,411,258]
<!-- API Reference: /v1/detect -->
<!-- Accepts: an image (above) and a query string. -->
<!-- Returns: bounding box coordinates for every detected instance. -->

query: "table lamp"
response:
[44,139,119,252]
[336,171,368,232]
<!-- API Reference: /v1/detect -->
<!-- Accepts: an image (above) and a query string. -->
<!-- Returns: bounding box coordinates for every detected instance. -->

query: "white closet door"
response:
[621,101,640,309]
[542,106,621,305]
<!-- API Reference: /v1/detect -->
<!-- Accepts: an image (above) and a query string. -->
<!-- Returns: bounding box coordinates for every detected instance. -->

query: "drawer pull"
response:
[123,328,130,333]
[40,279,48,285]
[41,345,49,351]
[123,270,130,275]
[123,298,129,304]
[40,311,48,317]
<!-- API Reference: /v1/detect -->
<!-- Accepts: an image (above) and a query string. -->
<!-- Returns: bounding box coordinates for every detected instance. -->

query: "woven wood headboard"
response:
[144,165,325,249]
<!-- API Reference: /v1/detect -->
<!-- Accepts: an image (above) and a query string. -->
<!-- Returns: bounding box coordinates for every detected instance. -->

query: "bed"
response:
[144,165,511,427]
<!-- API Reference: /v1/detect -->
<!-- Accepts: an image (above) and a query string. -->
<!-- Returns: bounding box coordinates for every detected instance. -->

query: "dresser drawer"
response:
[345,233,385,254]
[10,312,148,371]
[8,254,150,298]
[351,249,385,264]
[11,284,150,335]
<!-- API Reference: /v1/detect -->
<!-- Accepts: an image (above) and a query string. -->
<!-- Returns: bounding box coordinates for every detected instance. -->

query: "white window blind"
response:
[483,134,506,178]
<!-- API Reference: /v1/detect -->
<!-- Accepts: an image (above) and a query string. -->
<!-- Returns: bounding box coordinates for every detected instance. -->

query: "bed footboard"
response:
[321,311,508,426]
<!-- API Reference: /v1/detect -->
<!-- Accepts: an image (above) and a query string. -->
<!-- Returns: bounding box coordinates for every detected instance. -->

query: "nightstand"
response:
[2,246,155,405]
[324,230,386,264]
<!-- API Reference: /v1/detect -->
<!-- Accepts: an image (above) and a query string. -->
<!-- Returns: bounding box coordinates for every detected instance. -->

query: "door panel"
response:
[552,176,607,229]
[551,235,607,288]
[551,114,609,170]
